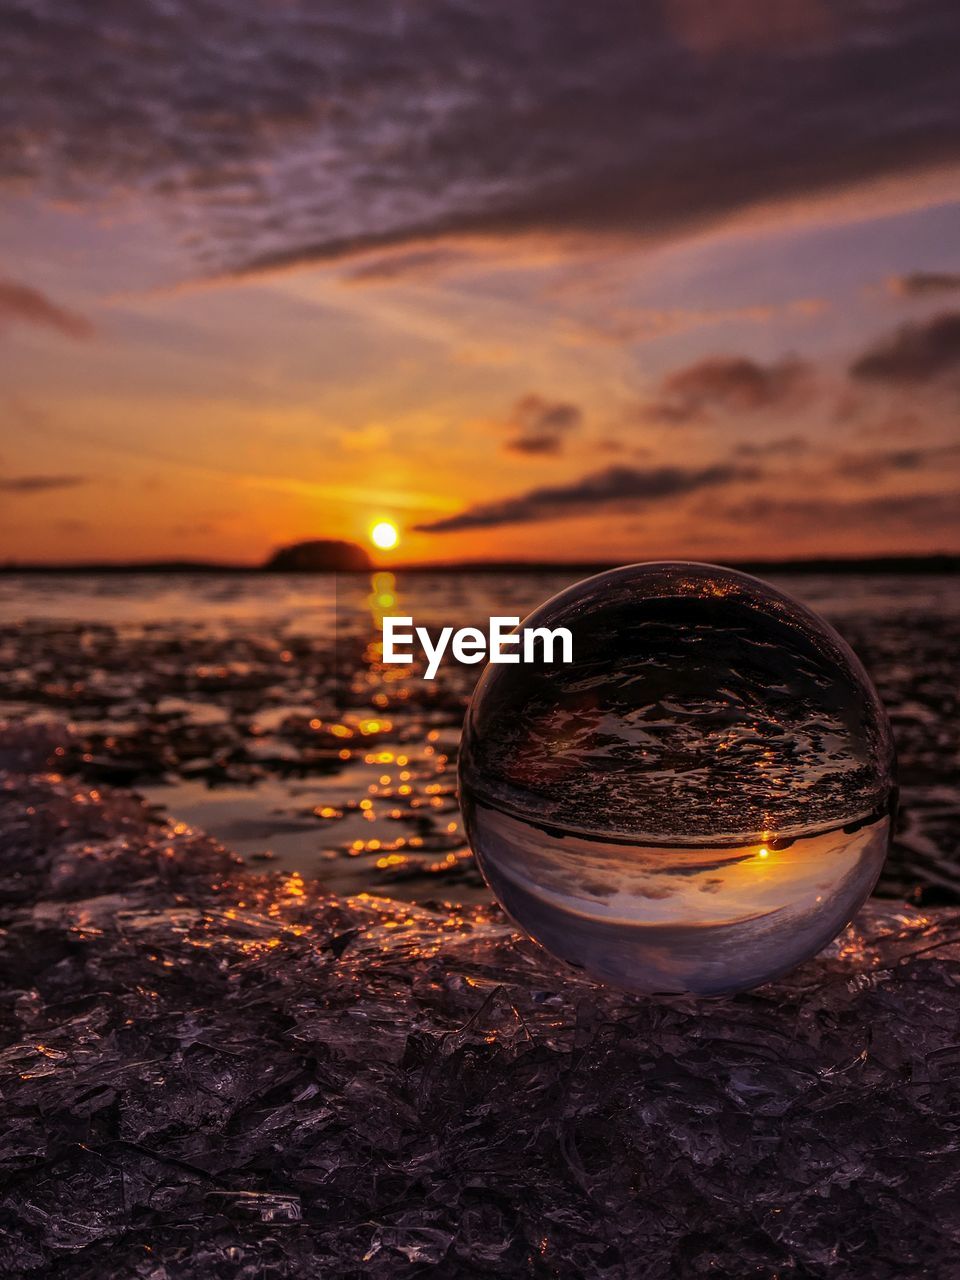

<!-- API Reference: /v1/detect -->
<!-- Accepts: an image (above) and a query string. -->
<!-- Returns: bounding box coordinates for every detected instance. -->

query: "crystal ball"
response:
[459,562,896,995]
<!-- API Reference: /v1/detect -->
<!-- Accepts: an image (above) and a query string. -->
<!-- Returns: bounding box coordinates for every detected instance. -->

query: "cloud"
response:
[649,356,812,424]
[415,462,757,532]
[835,442,960,479]
[0,475,88,493]
[341,246,480,286]
[0,280,94,339]
[501,394,583,456]
[3,2,959,275]
[735,435,809,458]
[850,312,960,383]
[722,489,960,536]
[888,271,960,297]
[665,0,836,55]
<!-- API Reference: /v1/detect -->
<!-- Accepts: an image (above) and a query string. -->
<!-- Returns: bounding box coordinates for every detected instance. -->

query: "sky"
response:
[1,0,959,565]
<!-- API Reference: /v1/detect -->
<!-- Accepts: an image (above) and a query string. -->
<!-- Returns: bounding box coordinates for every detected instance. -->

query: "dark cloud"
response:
[1,2,958,275]
[835,442,960,479]
[850,312,960,383]
[837,449,926,479]
[0,280,93,339]
[888,271,960,297]
[505,436,566,457]
[649,356,811,424]
[415,462,757,532]
[502,394,583,456]
[0,475,88,493]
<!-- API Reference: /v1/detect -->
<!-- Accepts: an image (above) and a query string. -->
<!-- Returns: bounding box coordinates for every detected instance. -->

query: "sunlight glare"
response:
[371,520,399,550]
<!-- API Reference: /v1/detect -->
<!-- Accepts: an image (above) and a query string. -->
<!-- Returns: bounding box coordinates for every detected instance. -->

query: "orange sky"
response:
[1,2,959,565]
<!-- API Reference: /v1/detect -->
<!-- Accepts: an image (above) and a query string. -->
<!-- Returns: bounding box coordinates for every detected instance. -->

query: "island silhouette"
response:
[263,539,373,572]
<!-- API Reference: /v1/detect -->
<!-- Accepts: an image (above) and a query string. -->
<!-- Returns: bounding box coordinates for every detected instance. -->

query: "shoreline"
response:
[2,553,960,576]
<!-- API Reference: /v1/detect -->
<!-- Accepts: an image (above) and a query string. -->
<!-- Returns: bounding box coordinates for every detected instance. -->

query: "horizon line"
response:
[2,551,959,575]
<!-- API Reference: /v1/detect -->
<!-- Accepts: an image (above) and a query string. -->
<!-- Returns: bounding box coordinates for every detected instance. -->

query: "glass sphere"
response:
[459,563,896,995]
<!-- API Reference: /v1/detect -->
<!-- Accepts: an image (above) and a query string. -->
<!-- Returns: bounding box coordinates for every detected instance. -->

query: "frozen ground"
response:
[3,725,960,1278]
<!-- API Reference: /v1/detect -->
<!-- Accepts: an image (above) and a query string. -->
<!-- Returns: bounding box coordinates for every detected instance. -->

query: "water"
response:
[0,567,956,908]
[459,564,896,993]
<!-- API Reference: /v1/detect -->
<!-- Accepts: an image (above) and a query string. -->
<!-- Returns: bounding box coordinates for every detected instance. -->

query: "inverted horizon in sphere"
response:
[459,561,896,995]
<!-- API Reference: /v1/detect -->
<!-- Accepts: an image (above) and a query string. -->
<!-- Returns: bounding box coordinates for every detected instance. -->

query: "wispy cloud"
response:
[415,462,757,532]
[340,246,482,286]
[0,280,93,339]
[734,435,809,459]
[888,271,960,297]
[0,475,88,493]
[835,442,960,479]
[722,489,960,535]
[551,298,827,348]
[500,394,583,456]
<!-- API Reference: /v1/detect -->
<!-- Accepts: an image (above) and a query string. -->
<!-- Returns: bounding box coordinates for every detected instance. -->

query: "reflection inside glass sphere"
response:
[459,562,896,995]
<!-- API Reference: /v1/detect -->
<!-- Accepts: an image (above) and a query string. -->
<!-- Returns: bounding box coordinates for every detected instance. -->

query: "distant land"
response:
[1,544,959,576]
[263,539,372,572]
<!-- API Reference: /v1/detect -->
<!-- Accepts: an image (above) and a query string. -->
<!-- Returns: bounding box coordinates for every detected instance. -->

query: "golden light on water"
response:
[370,520,399,550]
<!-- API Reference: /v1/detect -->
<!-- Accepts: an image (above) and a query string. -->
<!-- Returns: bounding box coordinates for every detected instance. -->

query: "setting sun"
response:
[370,520,399,551]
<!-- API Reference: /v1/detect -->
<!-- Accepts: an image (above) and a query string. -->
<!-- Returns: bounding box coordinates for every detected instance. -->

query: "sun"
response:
[370,520,399,551]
